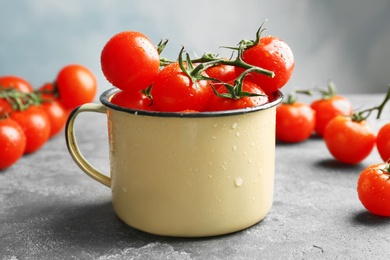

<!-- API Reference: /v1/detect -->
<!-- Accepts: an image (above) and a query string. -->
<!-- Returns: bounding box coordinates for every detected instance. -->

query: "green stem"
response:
[351,85,390,122]
[284,89,313,104]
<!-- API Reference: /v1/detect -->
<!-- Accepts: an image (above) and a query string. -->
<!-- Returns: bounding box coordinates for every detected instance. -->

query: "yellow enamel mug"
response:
[65,88,283,237]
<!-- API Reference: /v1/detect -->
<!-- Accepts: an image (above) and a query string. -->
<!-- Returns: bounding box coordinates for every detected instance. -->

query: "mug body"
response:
[101,89,282,237]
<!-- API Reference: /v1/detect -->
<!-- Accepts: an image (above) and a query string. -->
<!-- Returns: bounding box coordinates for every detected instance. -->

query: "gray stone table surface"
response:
[1,93,390,260]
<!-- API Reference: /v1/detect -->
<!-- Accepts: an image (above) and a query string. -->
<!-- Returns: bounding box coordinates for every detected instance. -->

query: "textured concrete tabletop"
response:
[1,93,390,260]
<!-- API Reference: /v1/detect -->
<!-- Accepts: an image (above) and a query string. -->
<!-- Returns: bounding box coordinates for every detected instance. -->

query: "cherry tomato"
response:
[0,76,33,93]
[41,100,69,137]
[205,64,237,83]
[207,80,268,111]
[323,115,376,164]
[0,118,26,170]
[357,163,390,216]
[110,90,154,111]
[55,64,97,110]
[38,82,57,101]
[376,123,390,162]
[10,105,51,154]
[100,31,160,92]
[236,36,295,94]
[276,102,315,143]
[151,62,213,112]
[0,98,13,117]
[311,95,353,137]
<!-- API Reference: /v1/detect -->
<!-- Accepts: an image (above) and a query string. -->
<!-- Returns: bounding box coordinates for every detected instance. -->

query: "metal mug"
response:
[65,88,283,237]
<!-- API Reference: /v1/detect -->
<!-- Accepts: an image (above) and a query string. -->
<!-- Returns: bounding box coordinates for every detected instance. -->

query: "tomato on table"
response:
[10,105,51,154]
[100,31,160,92]
[357,162,390,216]
[41,100,69,137]
[323,115,376,164]
[151,62,213,112]
[376,123,390,162]
[310,82,353,137]
[236,35,295,94]
[0,76,33,93]
[276,101,315,143]
[207,79,268,111]
[0,117,26,170]
[55,64,97,110]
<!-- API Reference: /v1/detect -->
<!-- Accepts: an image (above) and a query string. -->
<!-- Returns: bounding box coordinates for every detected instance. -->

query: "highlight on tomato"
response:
[0,117,26,170]
[151,61,213,112]
[10,105,51,154]
[323,86,390,164]
[100,31,160,92]
[376,123,390,162]
[0,75,34,93]
[323,115,376,164]
[357,162,390,216]
[110,89,155,111]
[55,64,97,110]
[310,81,353,137]
[235,24,294,94]
[207,79,268,111]
[276,90,315,143]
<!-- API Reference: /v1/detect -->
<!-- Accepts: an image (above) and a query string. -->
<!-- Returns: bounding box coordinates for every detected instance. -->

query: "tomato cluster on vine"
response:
[100,22,295,113]
[0,64,97,170]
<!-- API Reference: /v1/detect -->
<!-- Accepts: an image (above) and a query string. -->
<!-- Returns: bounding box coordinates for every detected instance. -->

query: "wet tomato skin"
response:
[276,102,315,143]
[0,118,26,170]
[357,163,390,216]
[323,115,376,164]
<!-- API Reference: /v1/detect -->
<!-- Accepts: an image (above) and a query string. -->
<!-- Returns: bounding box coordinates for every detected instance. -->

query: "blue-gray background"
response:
[1,0,390,97]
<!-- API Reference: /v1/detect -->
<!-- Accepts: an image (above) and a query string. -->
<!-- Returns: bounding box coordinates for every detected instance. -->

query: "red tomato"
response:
[311,95,353,137]
[0,118,26,170]
[207,80,268,111]
[357,163,390,216]
[0,98,13,117]
[276,102,315,143]
[205,64,237,83]
[236,36,294,94]
[38,82,57,101]
[323,115,376,164]
[10,105,51,154]
[41,100,69,137]
[151,62,213,112]
[55,64,97,110]
[376,123,390,162]
[0,75,33,93]
[110,90,154,111]
[100,31,160,92]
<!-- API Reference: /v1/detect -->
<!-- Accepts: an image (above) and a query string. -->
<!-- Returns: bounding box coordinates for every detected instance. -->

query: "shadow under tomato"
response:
[352,210,390,226]
[315,158,366,171]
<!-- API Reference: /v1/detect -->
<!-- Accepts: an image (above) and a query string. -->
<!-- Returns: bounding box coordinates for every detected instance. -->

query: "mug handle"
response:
[65,103,111,188]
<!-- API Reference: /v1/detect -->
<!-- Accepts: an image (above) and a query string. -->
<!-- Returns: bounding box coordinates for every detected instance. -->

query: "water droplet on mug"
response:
[234,177,243,187]
[121,184,128,193]
[248,158,253,164]
[235,132,240,137]
[211,135,217,140]
[221,164,227,171]
[232,145,237,151]
[231,123,238,129]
